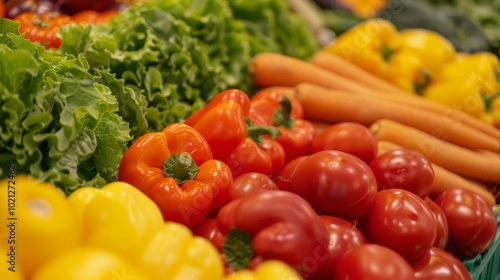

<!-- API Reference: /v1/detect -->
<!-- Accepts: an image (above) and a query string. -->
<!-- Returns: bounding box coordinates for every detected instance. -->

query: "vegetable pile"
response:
[1,1,499,280]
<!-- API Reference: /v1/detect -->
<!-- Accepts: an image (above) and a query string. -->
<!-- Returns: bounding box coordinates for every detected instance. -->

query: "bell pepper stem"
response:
[246,118,282,146]
[273,95,295,130]
[483,92,500,112]
[163,152,199,184]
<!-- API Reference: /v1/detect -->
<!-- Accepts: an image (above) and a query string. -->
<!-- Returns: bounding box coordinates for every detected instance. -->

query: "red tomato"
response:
[310,216,367,280]
[230,172,278,201]
[191,219,224,252]
[59,0,115,15]
[412,247,472,280]
[310,122,377,164]
[369,149,435,198]
[286,150,377,221]
[274,155,307,192]
[424,196,449,250]
[13,11,71,49]
[71,9,118,24]
[434,188,497,260]
[357,189,437,262]
[334,244,416,280]
[0,1,5,17]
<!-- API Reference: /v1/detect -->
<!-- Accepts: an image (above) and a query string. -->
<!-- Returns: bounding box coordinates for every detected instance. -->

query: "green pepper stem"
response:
[273,95,295,130]
[246,117,281,146]
[163,152,199,185]
[483,92,500,113]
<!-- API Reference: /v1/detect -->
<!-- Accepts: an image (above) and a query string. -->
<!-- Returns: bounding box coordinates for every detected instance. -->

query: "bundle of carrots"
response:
[249,51,500,206]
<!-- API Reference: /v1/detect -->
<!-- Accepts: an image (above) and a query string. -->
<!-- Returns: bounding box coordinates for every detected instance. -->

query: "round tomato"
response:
[59,0,115,15]
[423,196,449,250]
[71,9,118,24]
[369,149,434,198]
[230,172,278,201]
[286,150,377,221]
[412,247,472,280]
[434,188,497,260]
[0,1,4,17]
[357,189,437,262]
[334,244,416,280]
[310,216,367,280]
[13,11,71,49]
[191,219,224,252]
[310,122,377,164]
[274,155,307,192]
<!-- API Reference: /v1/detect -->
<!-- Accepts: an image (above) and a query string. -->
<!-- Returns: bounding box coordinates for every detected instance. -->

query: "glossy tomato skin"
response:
[357,189,437,263]
[334,244,416,280]
[287,150,377,221]
[230,172,278,201]
[411,247,472,280]
[274,155,308,192]
[369,149,434,198]
[309,122,377,164]
[14,11,71,49]
[424,196,449,250]
[310,216,367,280]
[434,189,497,260]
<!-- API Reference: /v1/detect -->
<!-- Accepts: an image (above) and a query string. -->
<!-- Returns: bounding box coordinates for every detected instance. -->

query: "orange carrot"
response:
[370,119,500,183]
[310,51,408,95]
[250,52,500,141]
[376,140,496,206]
[250,52,381,96]
[295,83,500,152]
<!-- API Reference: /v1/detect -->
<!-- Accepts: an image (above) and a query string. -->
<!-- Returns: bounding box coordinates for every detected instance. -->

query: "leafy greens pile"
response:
[0,19,132,194]
[0,0,318,193]
[58,0,319,139]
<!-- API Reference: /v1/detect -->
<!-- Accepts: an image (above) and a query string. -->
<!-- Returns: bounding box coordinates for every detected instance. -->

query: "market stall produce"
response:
[0,0,499,279]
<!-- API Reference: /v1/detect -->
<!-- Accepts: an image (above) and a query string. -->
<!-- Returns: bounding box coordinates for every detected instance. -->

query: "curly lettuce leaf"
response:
[0,19,132,194]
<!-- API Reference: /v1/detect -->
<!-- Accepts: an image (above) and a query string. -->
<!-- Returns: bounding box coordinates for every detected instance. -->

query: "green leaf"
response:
[222,227,254,271]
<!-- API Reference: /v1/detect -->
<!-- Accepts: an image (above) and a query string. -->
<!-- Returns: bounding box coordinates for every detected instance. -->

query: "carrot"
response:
[250,52,500,141]
[310,51,408,95]
[295,83,500,152]
[250,52,382,96]
[370,119,500,183]
[376,140,496,206]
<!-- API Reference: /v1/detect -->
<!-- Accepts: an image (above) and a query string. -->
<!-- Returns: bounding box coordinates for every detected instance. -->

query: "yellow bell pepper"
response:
[224,260,303,280]
[31,247,151,280]
[66,182,164,257]
[424,52,500,125]
[336,0,388,17]
[125,222,225,280]
[0,175,83,278]
[0,245,24,280]
[322,18,402,83]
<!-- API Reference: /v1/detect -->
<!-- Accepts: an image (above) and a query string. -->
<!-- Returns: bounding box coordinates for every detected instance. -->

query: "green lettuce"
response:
[0,19,132,194]
[58,0,318,140]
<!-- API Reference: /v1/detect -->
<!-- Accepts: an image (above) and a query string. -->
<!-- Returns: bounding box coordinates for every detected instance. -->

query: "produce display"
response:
[0,0,499,279]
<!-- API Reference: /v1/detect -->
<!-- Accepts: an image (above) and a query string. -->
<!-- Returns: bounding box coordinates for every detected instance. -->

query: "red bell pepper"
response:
[118,123,233,228]
[198,190,330,279]
[184,89,285,178]
[250,89,316,163]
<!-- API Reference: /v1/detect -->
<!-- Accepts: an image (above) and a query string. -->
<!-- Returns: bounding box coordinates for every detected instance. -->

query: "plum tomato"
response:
[310,216,367,280]
[357,189,437,263]
[412,247,472,280]
[334,244,416,280]
[369,149,434,198]
[309,122,377,164]
[286,150,377,221]
[230,172,278,201]
[423,196,449,250]
[434,188,497,260]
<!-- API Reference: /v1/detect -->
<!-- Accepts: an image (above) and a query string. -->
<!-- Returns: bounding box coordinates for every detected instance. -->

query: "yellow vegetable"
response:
[125,222,225,280]
[67,182,164,257]
[0,175,82,278]
[322,18,402,83]
[224,260,303,280]
[31,247,151,280]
